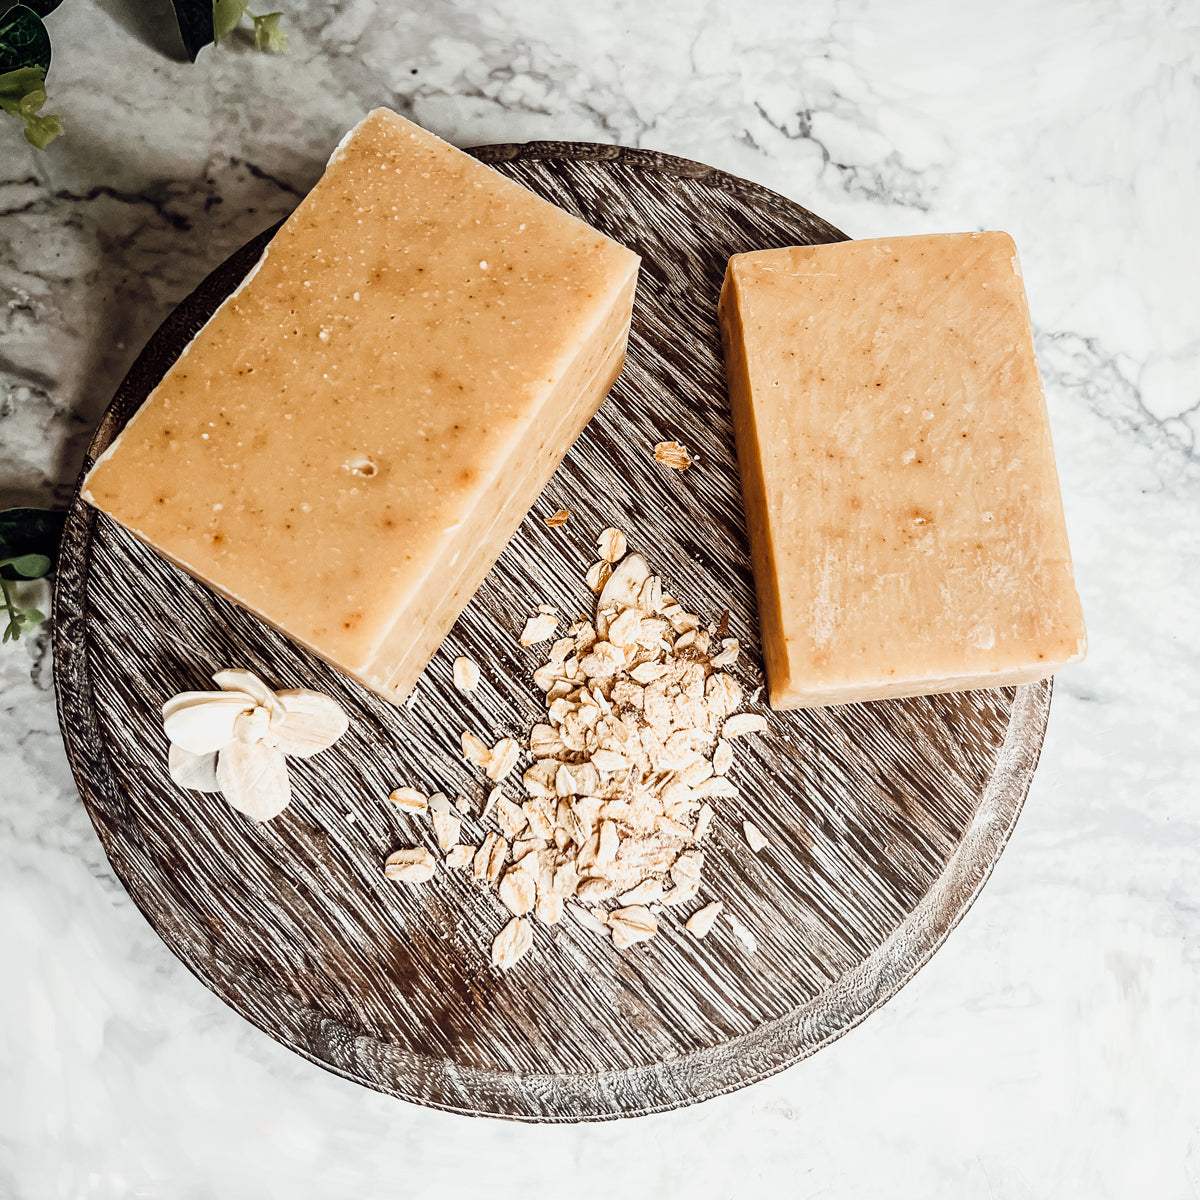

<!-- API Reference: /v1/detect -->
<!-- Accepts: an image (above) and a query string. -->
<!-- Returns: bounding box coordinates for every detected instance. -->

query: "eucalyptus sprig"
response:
[0,507,65,643]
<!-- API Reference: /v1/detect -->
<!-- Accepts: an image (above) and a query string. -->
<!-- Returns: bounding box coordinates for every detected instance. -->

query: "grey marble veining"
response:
[2,1,1198,1196]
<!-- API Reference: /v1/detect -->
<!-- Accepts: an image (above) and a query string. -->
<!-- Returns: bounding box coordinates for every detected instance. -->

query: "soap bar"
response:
[83,110,640,704]
[719,232,1086,710]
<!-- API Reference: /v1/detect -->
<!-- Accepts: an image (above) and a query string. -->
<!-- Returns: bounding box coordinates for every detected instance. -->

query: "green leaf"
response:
[213,0,247,42]
[20,100,59,147]
[170,0,214,62]
[0,62,39,94]
[0,507,66,581]
[0,66,61,147]
[3,552,52,578]
[251,11,287,53]
[0,62,41,99]
[4,0,65,17]
[0,575,46,643]
[0,4,51,74]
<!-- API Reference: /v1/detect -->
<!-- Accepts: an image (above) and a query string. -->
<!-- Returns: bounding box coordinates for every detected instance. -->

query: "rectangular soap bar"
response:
[719,232,1086,710]
[83,109,640,704]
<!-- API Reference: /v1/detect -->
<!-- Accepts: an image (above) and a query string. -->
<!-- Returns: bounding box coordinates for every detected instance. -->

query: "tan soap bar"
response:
[83,109,640,703]
[719,232,1086,710]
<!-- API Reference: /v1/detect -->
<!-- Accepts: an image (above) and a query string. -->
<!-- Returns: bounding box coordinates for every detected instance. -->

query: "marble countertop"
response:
[2,1,1197,1196]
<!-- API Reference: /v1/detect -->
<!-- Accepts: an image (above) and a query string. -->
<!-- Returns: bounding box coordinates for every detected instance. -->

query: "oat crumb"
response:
[742,820,769,853]
[384,847,436,883]
[654,440,693,471]
[453,656,481,692]
[685,901,725,938]
[388,786,428,813]
[492,917,533,969]
[596,527,628,562]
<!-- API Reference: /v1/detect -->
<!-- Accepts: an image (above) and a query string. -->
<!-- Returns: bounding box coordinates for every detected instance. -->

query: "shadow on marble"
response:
[91,0,189,61]
[0,484,55,511]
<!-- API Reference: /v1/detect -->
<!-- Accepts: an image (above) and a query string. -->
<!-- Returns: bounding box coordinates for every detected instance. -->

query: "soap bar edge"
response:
[718,266,795,709]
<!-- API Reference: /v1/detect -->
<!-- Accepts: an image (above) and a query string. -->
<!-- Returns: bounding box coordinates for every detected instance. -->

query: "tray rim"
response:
[52,139,1049,1122]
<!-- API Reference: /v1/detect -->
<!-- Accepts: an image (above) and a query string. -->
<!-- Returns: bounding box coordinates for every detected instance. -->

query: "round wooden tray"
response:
[53,142,1050,1122]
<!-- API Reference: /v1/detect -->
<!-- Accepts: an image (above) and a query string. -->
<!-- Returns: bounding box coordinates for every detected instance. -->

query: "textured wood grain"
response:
[53,142,1051,1121]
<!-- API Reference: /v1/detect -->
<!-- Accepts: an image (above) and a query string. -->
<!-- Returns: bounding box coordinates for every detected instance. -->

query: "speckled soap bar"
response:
[719,232,1086,710]
[82,109,640,704]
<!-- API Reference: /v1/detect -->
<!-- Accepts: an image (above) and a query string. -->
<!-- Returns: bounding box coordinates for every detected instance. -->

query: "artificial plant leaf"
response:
[169,0,213,62]
[212,0,246,42]
[0,508,66,581]
[0,4,51,74]
[7,0,65,18]
[0,65,60,147]
[251,11,287,53]
[2,601,44,642]
[4,552,51,578]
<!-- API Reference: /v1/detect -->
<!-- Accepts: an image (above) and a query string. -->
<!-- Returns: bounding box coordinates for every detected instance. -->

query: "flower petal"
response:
[233,706,272,744]
[167,744,220,792]
[163,695,254,755]
[162,689,253,722]
[271,689,349,758]
[212,669,282,718]
[216,740,291,822]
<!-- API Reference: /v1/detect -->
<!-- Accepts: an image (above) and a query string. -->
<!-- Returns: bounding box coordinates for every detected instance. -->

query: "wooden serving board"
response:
[53,143,1050,1121]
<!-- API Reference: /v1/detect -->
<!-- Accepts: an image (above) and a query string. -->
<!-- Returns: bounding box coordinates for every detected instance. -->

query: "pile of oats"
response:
[384,531,770,970]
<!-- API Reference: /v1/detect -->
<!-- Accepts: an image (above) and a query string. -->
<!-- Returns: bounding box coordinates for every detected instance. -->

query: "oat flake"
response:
[453,656,481,692]
[653,440,693,470]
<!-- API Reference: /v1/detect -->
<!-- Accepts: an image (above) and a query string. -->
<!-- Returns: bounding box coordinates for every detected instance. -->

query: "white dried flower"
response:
[163,669,346,823]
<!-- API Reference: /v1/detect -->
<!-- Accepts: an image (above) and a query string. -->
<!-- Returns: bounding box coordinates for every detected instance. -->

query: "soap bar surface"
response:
[719,232,1086,710]
[83,109,640,703]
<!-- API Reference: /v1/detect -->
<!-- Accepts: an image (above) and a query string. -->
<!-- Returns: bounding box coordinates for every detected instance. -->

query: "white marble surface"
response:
[2,1,1198,1195]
